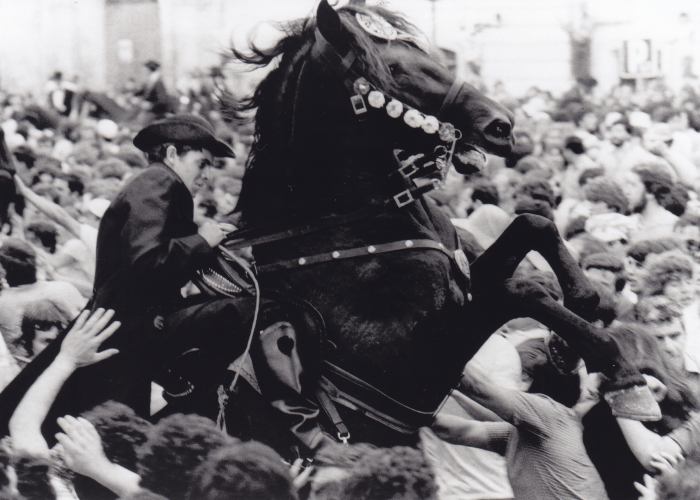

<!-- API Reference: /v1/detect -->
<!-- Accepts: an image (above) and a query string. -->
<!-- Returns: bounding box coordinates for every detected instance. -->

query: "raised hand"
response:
[56,309,121,368]
[55,416,109,478]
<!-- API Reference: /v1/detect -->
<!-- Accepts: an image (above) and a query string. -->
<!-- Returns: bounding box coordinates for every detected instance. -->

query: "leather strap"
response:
[315,385,351,443]
[258,238,451,274]
[439,79,464,118]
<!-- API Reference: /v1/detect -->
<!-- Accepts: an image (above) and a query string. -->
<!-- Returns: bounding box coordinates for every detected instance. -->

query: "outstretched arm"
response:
[616,417,685,472]
[459,362,520,423]
[9,309,120,458]
[431,413,511,453]
[14,175,82,238]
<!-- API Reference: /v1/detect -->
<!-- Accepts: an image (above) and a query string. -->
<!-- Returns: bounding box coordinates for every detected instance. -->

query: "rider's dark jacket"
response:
[0,163,214,435]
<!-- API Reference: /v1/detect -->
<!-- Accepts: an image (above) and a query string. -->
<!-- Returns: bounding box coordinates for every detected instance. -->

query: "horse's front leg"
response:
[469,213,599,320]
[472,279,660,422]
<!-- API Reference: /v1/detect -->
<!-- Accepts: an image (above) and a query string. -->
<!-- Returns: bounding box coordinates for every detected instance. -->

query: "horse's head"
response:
[311,0,514,172]
[233,1,514,221]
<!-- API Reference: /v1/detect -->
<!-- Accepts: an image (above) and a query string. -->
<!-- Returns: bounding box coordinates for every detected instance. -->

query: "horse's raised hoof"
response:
[604,384,662,422]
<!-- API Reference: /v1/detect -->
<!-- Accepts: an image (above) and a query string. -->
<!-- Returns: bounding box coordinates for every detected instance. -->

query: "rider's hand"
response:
[56,309,121,369]
[198,221,226,247]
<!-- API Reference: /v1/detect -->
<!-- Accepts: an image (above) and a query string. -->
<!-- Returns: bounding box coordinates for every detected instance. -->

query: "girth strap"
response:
[258,238,452,274]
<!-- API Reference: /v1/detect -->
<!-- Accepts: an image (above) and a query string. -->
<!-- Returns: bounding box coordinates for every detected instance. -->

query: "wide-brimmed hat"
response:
[133,114,235,158]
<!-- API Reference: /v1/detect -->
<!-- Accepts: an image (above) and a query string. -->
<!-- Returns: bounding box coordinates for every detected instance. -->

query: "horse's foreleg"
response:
[470,214,598,319]
[490,279,660,421]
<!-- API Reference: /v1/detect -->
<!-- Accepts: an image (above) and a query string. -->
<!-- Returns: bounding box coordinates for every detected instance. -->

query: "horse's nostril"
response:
[485,119,512,139]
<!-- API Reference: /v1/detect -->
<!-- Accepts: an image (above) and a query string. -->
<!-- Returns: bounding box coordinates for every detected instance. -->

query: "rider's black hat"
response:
[133,114,235,158]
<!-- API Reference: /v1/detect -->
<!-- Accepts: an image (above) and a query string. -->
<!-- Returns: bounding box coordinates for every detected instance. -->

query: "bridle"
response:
[197,13,474,289]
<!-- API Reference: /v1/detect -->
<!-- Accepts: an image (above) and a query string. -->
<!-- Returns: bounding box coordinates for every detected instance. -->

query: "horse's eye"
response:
[388,64,400,74]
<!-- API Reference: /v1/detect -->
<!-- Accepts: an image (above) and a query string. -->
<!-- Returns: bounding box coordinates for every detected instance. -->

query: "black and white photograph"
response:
[0,0,700,498]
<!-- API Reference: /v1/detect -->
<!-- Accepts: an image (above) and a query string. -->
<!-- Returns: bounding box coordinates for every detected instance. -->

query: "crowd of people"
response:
[0,51,700,499]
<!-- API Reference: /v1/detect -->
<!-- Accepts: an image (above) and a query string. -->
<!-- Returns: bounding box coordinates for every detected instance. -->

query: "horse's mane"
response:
[223,4,423,221]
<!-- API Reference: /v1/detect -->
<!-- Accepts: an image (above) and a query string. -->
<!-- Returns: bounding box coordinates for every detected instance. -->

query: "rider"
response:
[0,115,254,435]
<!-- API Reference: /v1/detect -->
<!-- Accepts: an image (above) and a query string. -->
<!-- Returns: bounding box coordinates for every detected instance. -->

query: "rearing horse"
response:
[224,1,657,447]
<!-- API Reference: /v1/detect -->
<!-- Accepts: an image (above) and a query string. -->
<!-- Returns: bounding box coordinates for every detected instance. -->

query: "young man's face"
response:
[171,148,213,194]
[653,318,687,369]
[607,123,630,147]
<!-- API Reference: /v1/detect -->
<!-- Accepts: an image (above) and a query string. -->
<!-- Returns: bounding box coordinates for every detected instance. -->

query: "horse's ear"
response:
[316,0,352,54]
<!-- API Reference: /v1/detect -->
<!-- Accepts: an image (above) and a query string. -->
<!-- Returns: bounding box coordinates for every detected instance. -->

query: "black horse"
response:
[215,1,658,448]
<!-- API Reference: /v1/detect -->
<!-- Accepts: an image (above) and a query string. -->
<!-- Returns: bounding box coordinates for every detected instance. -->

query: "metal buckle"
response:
[397,162,420,179]
[350,94,367,115]
[337,431,351,444]
[393,189,414,208]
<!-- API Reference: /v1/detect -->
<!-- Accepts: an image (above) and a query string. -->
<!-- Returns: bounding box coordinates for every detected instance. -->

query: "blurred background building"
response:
[0,0,698,96]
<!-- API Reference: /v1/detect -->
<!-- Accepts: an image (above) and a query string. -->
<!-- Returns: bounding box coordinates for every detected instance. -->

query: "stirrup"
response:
[604,384,662,422]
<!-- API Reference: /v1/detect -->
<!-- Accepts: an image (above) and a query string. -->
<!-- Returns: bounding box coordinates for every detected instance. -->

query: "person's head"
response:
[642,250,695,306]
[578,167,605,188]
[514,178,556,208]
[469,179,499,213]
[613,170,646,213]
[606,116,632,147]
[133,115,235,194]
[0,238,37,287]
[212,175,242,215]
[188,441,296,500]
[675,212,700,262]
[635,295,687,370]
[17,299,72,358]
[575,110,599,133]
[583,177,630,214]
[634,163,689,216]
[513,197,554,221]
[81,401,151,471]
[24,221,58,254]
[516,338,581,407]
[581,252,626,294]
[626,238,685,293]
[137,413,236,499]
[332,446,438,500]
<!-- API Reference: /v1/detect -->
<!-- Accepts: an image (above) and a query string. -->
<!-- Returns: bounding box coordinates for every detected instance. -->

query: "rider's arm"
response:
[9,310,119,458]
[431,413,511,454]
[120,168,213,283]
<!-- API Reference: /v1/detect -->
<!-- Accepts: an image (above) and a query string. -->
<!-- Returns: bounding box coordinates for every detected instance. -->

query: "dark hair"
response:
[583,177,629,214]
[188,441,297,500]
[609,323,699,432]
[514,196,554,221]
[0,237,37,286]
[63,173,85,195]
[335,446,438,500]
[13,456,53,500]
[137,413,236,499]
[626,238,684,264]
[578,167,604,187]
[25,221,58,254]
[564,135,585,155]
[516,338,581,407]
[81,401,151,470]
[590,280,618,326]
[145,142,205,164]
[581,252,626,292]
[564,215,588,240]
[470,179,499,206]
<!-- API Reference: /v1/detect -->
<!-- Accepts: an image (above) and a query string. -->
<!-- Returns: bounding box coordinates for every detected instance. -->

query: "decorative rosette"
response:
[353,77,371,95]
[438,122,457,142]
[421,116,439,134]
[403,109,424,128]
[386,99,403,118]
[367,90,386,108]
